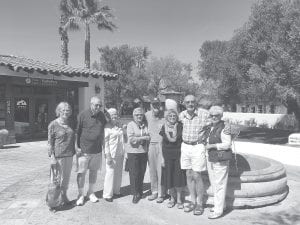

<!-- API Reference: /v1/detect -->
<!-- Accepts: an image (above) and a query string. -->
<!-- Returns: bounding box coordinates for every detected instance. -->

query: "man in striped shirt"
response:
[179,95,209,216]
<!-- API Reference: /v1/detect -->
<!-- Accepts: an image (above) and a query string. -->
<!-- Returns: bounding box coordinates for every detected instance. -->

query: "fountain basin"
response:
[204,153,288,208]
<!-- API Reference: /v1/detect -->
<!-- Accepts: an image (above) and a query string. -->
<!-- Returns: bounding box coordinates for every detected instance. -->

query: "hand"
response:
[144,135,151,141]
[161,160,165,168]
[76,147,82,156]
[206,144,214,150]
[50,154,57,165]
[106,155,113,166]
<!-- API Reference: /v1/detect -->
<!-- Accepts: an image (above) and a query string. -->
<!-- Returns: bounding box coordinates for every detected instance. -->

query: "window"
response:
[15,98,29,122]
[251,106,256,113]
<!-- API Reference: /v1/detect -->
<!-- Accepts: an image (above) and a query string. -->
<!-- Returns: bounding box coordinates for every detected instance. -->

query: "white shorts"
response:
[180,142,206,172]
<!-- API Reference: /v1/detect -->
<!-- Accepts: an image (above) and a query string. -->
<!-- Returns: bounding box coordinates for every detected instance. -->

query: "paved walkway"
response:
[0,141,300,225]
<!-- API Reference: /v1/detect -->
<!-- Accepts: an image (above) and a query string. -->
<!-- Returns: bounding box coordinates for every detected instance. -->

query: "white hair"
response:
[209,105,224,116]
[90,96,101,104]
[107,108,117,116]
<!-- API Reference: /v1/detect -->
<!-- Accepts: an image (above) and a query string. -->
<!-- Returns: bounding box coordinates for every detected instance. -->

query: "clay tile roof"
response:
[0,55,119,80]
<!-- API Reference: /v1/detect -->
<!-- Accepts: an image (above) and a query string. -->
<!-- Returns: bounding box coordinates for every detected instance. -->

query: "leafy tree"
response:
[60,0,116,68]
[198,0,300,123]
[198,40,240,110]
[145,56,198,97]
[96,45,150,109]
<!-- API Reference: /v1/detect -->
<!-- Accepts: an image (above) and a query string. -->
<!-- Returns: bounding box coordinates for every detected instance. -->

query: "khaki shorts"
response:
[76,153,102,173]
[180,142,206,172]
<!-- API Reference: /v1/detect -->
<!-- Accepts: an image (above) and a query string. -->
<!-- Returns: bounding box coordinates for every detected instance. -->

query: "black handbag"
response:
[208,148,232,162]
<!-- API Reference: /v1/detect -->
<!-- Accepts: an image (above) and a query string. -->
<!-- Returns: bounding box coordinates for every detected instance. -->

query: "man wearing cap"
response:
[179,94,209,216]
[145,97,166,203]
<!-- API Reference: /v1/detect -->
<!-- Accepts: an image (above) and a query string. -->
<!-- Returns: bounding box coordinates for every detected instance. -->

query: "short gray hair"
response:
[90,96,101,104]
[209,105,224,116]
[55,102,72,117]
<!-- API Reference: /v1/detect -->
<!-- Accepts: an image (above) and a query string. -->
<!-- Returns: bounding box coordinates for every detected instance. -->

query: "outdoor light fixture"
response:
[95,83,101,94]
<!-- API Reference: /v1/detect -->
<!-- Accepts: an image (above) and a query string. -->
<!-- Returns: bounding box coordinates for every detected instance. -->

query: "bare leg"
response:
[88,170,98,194]
[176,187,183,204]
[169,188,176,202]
[77,172,86,196]
[186,169,196,204]
[194,171,204,206]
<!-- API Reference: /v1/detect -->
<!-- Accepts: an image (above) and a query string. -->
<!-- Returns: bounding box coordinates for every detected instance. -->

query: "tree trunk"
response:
[60,29,69,65]
[85,24,91,69]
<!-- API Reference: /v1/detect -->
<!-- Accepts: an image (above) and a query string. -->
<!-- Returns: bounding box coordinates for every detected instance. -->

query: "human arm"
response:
[104,127,113,165]
[206,130,232,150]
[47,122,55,157]
[75,114,83,155]
[127,122,150,145]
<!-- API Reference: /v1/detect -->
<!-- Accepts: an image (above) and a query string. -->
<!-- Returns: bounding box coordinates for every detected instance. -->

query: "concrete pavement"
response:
[0,141,300,225]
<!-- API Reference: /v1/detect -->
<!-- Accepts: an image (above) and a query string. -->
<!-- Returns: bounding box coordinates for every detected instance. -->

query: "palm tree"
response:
[59,0,79,65]
[60,0,116,68]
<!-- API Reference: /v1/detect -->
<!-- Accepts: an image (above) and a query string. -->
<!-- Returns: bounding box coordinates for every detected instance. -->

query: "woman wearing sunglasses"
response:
[204,105,232,219]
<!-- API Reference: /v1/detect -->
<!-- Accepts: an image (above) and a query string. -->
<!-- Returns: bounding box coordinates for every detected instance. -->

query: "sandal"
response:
[167,200,176,208]
[193,204,204,216]
[156,196,165,203]
[184,203,195,213]
[177,203,184,209]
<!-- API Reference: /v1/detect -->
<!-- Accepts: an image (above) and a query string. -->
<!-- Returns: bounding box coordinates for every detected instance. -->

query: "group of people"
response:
[48,94,234,219]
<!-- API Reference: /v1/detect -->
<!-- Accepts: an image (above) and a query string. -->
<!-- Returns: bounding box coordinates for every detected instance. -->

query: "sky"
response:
[0,0,255,70]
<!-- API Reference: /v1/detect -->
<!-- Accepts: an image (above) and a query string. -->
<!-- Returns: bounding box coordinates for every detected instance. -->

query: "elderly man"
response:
[179,95,209,216]
[145,97,166,202]
[76,96,107,206]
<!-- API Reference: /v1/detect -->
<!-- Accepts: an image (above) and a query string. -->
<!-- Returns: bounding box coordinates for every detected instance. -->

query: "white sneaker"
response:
[76,195,85,206]
[88,193,99,203]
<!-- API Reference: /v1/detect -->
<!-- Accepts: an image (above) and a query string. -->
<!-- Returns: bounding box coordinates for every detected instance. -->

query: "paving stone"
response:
[1,219,27,225]
[8,199,40,209]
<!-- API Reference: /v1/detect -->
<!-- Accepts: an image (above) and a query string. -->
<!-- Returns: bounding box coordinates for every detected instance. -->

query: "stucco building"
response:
[0,55,118,142]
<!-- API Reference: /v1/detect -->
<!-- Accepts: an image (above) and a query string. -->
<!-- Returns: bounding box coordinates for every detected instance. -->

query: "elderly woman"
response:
[126,107,150,204]
[204,105,232,219]
[103,108,125,202]
[48,102,75,206]
[159,109,186,209]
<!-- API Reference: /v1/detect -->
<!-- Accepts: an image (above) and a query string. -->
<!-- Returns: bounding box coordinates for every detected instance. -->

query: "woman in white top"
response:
[103,108,126,202]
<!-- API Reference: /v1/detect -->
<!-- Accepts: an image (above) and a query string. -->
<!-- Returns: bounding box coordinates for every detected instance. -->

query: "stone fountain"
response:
[204,153,288,208]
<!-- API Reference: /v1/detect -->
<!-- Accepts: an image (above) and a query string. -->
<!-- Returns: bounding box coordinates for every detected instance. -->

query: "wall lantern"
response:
[95,83,101,94]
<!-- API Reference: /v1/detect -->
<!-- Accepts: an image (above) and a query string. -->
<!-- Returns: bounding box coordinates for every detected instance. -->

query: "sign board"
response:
[11,77,88,88]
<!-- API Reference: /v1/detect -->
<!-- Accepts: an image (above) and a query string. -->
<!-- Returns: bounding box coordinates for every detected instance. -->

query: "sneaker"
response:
[88,193,99,203]
[76,195,85,206]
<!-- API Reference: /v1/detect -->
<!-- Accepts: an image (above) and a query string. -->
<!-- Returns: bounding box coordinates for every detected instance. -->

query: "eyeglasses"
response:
[94,104,102,107]
[185,101,195,104]
[210,114,221,117]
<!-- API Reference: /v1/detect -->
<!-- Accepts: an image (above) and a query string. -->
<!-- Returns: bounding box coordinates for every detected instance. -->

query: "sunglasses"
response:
[210,114,221,117]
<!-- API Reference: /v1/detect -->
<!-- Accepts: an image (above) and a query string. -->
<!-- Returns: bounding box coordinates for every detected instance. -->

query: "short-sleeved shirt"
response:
[179,109,208,143]
[77,109,107,154]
